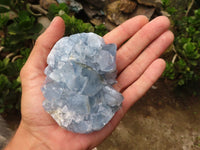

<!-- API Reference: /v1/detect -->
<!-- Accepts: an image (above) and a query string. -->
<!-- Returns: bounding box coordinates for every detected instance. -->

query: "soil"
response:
[97,80,200,150]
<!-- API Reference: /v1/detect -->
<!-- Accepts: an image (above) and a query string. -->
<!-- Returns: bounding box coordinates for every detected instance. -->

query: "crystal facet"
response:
[42,33,124,133]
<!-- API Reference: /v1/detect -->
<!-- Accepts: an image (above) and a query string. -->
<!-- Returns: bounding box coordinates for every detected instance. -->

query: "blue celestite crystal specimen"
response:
[42,32,124,133]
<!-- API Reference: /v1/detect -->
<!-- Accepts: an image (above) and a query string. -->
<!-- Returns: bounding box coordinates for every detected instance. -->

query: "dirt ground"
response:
[97,80,200,150]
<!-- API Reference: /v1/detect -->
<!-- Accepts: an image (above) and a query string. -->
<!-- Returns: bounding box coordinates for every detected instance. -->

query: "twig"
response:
[172,54,178,64]
[0,47,4,53]
[27,4,48,16]
[6,52,15,58]
[185,0,195,16]
[31,4,48,15]
[172,44,179,57]
[12,55,23,62]
[171,44,181,63]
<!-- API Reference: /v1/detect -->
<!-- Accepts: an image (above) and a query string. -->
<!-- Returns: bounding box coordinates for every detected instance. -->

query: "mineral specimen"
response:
[42,32,124,133]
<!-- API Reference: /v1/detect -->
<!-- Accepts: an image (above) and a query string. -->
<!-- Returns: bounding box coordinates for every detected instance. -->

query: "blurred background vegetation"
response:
[162,0,200,92]
[0,0,107,114]
[0,0,200,115]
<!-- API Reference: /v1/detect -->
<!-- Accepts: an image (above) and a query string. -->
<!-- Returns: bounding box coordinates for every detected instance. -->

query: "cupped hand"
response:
[6,16,174,150]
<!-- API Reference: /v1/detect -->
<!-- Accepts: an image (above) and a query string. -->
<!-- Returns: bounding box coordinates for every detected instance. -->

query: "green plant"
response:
[61,13,94,35]
[0,2,108,114]
[161,0,177,15]
[47,3,108,36]
[47,3,69,19]
[162,62,175,80]
[0,0,43,113]
[163,8,200,88]
[94,24,108,36]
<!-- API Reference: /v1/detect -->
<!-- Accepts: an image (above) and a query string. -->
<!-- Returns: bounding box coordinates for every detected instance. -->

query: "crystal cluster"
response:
[42,33,124,133]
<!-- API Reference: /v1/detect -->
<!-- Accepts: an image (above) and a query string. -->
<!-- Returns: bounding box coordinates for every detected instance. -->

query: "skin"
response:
[4,15,174,150]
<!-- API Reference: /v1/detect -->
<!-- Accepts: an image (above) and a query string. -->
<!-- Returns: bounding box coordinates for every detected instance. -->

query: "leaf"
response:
[162,62,175,80]
[17,11,35,30]
[48,3,69,19]
[183,42,200,59]
[186,26,196,34]
[12,76,21,89]
[14,58,26,71]
[0,74,11,90]
[3,57,10,66]
[95,24,108,36]
[20,48,31,58]
[195,9,200,17]
[0,58,10,71]
[0,107,5,114]
[176,59,186,71]
[161,0,170,7]
[183,42,195,51]
[0,14,9,29]
[188,60,198,66]
[27,23,43,34]
[61,13,94,36]
[58,3,69,13]
[8,23,20,34]
[178,79,185,86]
[166,7,177,15]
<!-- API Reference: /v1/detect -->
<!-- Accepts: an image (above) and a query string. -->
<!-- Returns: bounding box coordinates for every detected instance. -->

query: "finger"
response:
[122,59,166,111]
[114,30,174,92]
[87,59,166,148]
[24,16,65,73]
[103,15,149,48]
[116,16,170,73]
[84,60,166,148]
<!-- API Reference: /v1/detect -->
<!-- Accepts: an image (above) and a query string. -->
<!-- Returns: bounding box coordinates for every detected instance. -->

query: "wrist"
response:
[4,121,50,150]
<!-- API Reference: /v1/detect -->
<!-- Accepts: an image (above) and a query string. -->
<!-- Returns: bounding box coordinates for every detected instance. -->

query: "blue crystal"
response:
[42,33,124,133]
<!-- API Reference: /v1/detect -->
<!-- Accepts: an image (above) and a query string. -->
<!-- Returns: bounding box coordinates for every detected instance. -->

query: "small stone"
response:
[119,0,137,14]
[129,5,155,19]
[90,18,103,26]
[42,33,124,133]
[104,18,117,31]
[82,3,104,19]
[40,0,58,10]
[106,0,155,26]
[57,0,83,13]
[137,0,162,8]
[160,10,171,17]
[84,0,107,9]
[106,0,128,25]
[38,16,51,31]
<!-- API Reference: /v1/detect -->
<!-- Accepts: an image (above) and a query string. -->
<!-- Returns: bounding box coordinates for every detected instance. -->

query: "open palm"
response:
[13,16,173,150]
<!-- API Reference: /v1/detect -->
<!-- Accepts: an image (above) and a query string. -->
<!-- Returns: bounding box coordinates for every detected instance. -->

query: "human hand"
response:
[5,16,173,150]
